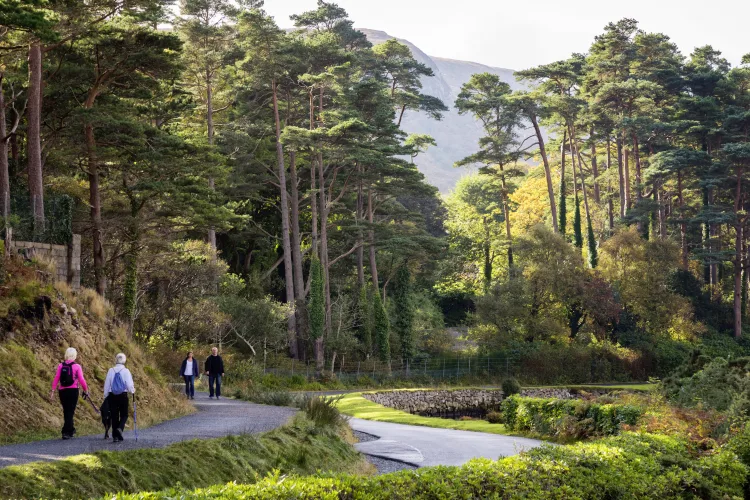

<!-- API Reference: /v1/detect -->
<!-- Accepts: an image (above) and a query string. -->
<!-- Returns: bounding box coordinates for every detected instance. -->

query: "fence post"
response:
[487,356,490,376]
[306,360,309,380]
[373,360,376,378]
[456,355,459,379]
[442,358,445,379]
[506,358,509,377]
[407,359,410,377]
[424,359,427,375]
[292,358,294,376]
[357,360,361,377]
[468,357,471,376]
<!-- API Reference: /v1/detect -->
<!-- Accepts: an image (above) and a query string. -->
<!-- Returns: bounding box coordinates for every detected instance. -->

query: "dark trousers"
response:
[59,388,78,437]
[183,375,195,397]
[208,375,221,397]
[109,393,129,440]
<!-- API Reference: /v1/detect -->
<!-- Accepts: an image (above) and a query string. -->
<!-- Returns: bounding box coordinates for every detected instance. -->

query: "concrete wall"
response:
[9,235,81,289]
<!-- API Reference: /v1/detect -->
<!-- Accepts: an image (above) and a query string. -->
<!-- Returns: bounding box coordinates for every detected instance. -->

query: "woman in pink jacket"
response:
[49,347,89,439]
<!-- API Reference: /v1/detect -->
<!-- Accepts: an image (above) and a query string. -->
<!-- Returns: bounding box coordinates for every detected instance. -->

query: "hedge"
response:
[501,395,643,439]
[115,432,747,499]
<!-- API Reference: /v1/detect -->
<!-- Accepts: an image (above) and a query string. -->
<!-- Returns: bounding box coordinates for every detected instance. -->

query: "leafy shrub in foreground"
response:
[501,395,643,439]
[117,432,747,499]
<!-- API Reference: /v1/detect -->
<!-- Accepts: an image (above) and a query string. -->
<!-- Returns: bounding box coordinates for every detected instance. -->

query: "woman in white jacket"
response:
[103,353,136,442]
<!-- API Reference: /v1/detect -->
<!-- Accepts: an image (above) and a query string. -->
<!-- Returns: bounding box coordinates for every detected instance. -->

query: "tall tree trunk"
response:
[272,80,298,358]
[206,68,216,251]
[84,86,107,296]
[624,147,631,212]
[356,173,365,287]
[709,188,718,288]
[27,43,44,234]
[607,136,615,233]
[0,77,9,223]
[657,183,666,239]
[678,170,688,268]
[483,216,492,289]
[559,131,567,235]
[734,166,744,338]
[617,135,625,218]
[591,128,600,203]
[530,114,557,232]
[289,150,306,359]
[499,166,513,269]
[317,152,332,336]
[367,186,380,295]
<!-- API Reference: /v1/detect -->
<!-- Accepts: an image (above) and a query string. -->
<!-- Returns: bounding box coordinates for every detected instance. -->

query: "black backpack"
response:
[59,362,75,387]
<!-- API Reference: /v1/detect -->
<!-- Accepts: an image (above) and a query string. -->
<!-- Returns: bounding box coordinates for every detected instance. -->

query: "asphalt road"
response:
[350,418,546,467]
[0,393,297,468]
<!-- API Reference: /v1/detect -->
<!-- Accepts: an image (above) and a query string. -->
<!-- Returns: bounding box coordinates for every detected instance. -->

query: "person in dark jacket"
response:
[204,347,224,399]
[179,351,199,399]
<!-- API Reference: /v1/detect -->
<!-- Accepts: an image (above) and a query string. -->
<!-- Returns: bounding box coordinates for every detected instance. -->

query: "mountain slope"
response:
[360,29,522,192]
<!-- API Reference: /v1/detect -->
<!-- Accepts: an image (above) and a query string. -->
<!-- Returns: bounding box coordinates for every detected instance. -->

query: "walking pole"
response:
[132,393,138,442]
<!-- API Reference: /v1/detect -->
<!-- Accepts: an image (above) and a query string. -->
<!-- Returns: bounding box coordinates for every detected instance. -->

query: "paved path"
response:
[0,393,297,468]
[350,418,545,467]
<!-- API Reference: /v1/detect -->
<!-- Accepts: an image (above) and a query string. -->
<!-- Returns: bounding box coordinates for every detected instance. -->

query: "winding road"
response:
[0,392,544,470]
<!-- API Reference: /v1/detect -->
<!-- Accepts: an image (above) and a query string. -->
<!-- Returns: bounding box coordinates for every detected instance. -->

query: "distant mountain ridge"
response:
[359,29,522,192]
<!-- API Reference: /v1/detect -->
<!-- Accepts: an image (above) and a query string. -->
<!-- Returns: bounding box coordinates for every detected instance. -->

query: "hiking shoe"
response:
[209,396,214,399]
[62,434,72,440]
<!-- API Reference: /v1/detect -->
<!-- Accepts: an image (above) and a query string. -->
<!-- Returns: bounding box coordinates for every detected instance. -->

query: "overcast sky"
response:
[263,0,749,70]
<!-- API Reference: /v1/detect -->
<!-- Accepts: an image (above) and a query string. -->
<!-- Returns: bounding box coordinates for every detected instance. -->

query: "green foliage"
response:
[392,265,415,362]
[586,216,598,268]
[486,411,503,424]
[0,415,362,499]
[372,289,390,364]
[573,194,583,248]
[500,395,644,439]
[300,395,348,429]
[308,257,324,340]
[117,432,747,500]
[501,377,521,396]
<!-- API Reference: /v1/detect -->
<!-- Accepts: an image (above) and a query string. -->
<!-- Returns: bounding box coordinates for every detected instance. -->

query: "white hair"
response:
[64,347,77,361]
[115,353,127,364]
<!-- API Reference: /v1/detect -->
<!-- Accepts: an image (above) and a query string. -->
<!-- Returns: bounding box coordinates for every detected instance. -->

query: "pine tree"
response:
[372,289,390,366]
[392,265,415,363]
[308,257,325,344]
[357,284,372,357]
[558,171,567,235]
[573,194,583,248]
[587,217,598,268]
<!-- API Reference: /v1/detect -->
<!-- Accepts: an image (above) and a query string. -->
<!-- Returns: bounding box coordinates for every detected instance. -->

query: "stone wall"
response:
[362,388,584,415]
[8,235,81,290]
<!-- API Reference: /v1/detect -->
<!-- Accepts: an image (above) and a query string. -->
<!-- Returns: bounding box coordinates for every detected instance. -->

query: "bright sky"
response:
[264,0,749,70]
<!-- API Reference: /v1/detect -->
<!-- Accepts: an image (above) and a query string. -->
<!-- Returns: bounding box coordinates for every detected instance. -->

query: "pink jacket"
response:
[51,361,89,392]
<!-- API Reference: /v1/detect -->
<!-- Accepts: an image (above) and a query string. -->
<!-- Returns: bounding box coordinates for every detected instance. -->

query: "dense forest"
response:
[2,1,750,379]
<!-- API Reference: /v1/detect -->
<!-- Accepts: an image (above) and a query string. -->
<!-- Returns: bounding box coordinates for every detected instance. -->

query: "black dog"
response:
[100,397,112,439]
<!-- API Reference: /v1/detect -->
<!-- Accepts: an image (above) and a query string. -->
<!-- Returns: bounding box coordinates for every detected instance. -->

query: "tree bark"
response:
[272,79,298,358]
[678,170,688,268]
[367,186,380,293]
[607,136,615,233]
[734,166,743,338]
[27,43,44,233]
[356,170,365,287]
[499,165,513,269]
[206,68,216,251]
[289,150,306,359]
[617,136,625,218]
[317,152,332,337]
[530,114,557,232]
[591,128,600,203]
[0,77,9,223]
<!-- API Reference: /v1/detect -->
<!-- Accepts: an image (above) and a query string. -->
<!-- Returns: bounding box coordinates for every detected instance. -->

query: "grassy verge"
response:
[0,414,367,499]
[335,391,512,435]
[112,431,747,499]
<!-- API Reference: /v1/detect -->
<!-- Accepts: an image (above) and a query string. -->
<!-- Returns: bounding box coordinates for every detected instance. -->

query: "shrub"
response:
[486,411,503,424]
[248,390,299,407]
[500,395,643,439]
[501,377,521,396]
[300,395,348,429]
[120,432,748,499]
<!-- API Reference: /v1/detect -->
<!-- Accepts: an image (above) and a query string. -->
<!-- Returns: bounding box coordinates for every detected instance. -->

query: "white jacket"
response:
[103,364,136,396]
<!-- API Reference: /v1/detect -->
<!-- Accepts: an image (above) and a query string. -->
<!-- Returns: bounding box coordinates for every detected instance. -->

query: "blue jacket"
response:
[180,358,200,377]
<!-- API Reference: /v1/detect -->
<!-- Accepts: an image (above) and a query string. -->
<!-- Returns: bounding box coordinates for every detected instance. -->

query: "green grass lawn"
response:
[335,391,512,434]
[334,383,657,435]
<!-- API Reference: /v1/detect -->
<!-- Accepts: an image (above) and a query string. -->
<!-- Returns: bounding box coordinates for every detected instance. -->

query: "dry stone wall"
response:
[8,235,81,289]
[362,388,581,415]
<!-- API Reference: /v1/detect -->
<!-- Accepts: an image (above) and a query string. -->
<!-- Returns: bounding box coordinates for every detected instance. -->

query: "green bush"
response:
[500,395,643,439]
[501,377,521,396]
[486,411,502,424]
[300,395,348,429]
[117,432,748,499]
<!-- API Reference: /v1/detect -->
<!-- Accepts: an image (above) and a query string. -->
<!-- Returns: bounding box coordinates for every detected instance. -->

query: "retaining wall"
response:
[8,235,81,289]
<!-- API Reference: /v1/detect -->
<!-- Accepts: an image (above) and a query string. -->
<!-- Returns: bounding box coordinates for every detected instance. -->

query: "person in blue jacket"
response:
[179,351,200,400]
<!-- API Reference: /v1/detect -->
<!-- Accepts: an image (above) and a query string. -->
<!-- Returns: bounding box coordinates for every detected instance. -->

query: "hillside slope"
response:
[0,256,192,443]
[360,29,522,192]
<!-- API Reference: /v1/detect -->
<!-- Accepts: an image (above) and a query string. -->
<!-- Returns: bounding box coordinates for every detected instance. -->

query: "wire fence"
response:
[261,355,523,383]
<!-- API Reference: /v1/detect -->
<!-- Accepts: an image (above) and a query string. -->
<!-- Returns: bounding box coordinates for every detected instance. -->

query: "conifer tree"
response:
[573,194,583,248]
[372,287,390,366]
[392,265,415,363]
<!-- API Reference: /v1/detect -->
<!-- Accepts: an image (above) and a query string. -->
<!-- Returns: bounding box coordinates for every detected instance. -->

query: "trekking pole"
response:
[82,392,100,415]
[132,393,138,442]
